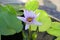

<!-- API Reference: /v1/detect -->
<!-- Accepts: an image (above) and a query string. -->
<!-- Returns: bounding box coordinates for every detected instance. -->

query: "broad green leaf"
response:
[30,24,37,31]
[55,37,60,40]
[6,4,24,15]
[51,22,60,29]
[9,4,24,11]
[47,28,60,36]
[0,5,23,35]
[47,22,60,37]
[25,0,39,11]
[29,0,37,1]
[35,10,51,32]
[0,27,16,35]
[6,5,17,15]
[0,35,1,40]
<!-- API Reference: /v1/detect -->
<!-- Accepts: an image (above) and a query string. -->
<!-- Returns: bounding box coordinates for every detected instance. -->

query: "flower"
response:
[17,10,42,30]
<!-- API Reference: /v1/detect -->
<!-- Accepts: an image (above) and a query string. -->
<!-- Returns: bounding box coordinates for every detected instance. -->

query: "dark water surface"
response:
[2,32,23,40]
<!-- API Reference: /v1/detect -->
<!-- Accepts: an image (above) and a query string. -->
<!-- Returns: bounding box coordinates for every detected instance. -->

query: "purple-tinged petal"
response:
[28,11,36,18]
[25,24,29,30]
[24,10,28,18]
[24,10,36,18]
[33,20,42,26]
[17,16,26,22]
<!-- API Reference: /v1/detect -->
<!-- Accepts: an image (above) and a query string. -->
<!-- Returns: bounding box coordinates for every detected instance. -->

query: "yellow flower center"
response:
[27,17,33,22]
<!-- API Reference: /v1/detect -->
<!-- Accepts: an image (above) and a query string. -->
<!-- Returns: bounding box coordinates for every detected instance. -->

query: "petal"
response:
[24,10,36,18]
[17,16,26,22]
[25,24,29,30]
[33,20,42,26]
[24,10,28,18]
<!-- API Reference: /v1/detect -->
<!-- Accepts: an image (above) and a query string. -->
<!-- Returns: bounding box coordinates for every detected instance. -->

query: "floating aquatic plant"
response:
[17,10,41,30]
[0,0,60,40]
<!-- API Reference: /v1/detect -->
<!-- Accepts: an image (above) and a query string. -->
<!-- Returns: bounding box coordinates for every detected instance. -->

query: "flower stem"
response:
[32,27,38,40]
[22,30,28,40]
[28,25,31,40]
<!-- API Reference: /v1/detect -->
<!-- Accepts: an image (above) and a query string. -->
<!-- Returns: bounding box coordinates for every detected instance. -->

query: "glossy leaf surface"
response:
[25,0,39,11]
[0,5,23,35]
[47,22,60,36]
[51,22,60,29]
[47,28,60,36]
[36,10,51,32]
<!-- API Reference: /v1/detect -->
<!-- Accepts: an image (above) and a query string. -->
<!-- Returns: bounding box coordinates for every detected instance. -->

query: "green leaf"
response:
[30,24,37,31]
[35,10,51,32]
[0,28,16,35]
[47,22,60,36]
[6,5,17,15]
[55,37,60,40]
[47,28,60,36]
[25,0,39,11]
[0,5,23,35]
[0,35,1,40]
[51,22,60,29]
[6,4,24,15]
[32,32,37,40]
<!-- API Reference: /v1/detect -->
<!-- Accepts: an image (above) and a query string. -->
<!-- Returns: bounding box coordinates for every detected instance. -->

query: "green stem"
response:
[0,35,1,40]
[22,26,32,40]
[32,32,37,40]
[28,25,32,40]
[32,27,38,40]
[22,30,28,40]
